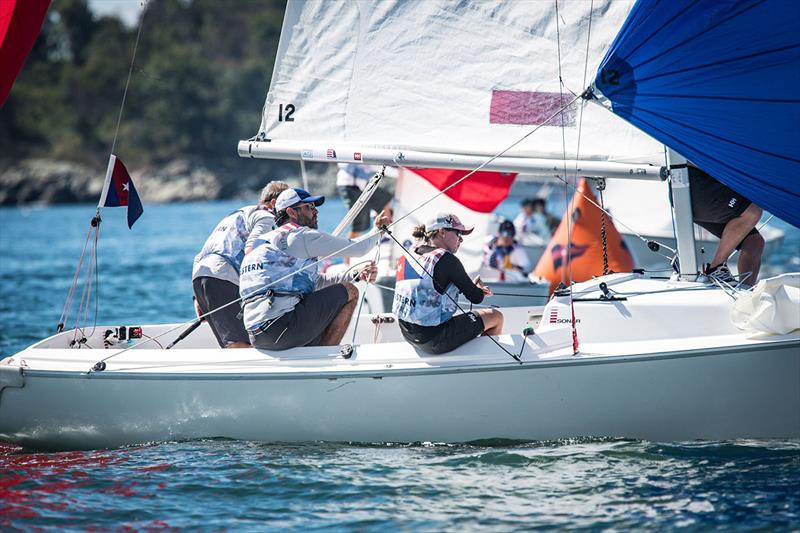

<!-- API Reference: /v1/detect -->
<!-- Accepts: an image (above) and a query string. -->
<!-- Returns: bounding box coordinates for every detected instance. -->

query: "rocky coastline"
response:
[0,158,341,206]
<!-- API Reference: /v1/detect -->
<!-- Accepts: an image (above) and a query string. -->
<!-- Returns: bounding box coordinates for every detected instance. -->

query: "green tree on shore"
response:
[1,0,286,172]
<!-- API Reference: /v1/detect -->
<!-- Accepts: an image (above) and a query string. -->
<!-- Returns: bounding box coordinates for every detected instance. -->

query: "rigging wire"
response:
[554,0,579,355]
[58,222,96,331]
[349,241,382,347]
[109,3,146,156]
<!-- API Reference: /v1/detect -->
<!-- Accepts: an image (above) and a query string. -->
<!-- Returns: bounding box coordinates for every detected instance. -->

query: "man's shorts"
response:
[193,277,249,347]
[689,166,759,245]
[250,284,349,351]
[399,311,485,355]
[337,185,393,233]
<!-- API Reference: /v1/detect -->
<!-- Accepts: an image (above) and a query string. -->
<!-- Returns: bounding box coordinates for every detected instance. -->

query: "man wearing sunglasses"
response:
[239,187,390,350]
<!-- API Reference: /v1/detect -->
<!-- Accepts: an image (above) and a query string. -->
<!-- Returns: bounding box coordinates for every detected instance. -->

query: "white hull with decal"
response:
[2,274,798,451]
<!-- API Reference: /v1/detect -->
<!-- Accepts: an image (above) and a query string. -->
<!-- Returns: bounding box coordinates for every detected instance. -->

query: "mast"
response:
[666,149,699,279]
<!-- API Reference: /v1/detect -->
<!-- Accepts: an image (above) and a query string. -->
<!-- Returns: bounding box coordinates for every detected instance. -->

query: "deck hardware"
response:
[340,344,354,359]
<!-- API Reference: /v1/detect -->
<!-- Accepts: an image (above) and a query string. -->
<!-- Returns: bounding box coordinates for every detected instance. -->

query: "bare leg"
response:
[226,341,251,349]
[708,204,762,269]
[736,231,765,284]
[476,308,504,336]
[318,283,359,346]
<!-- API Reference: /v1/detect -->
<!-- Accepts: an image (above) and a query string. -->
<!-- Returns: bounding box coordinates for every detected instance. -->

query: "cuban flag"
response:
[98,154,143,229]
[395,254,424,282]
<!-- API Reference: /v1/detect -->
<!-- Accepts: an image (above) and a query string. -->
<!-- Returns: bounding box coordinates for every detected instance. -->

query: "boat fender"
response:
[0,365,25,406]
[340,344,354,359]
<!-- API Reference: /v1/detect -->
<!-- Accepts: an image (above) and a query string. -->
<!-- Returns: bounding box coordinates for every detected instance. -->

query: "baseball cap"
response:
[498,219,516,237]
[424,212,473,235]
[275,188,325,211]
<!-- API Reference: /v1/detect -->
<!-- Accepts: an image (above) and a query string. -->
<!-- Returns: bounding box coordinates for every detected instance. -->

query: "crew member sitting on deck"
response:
[482,219,532,276]
[240,188,391,351]
[393,213,504,354]
[192,181,289,348]
[689,165,765,284]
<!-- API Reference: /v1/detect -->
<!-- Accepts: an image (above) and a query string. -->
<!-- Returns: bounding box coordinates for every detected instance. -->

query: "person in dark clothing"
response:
[689,166,765,284]
[393,212,504,354]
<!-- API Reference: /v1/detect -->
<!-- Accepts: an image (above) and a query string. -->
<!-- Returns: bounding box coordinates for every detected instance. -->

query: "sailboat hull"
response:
[1,341,797,451]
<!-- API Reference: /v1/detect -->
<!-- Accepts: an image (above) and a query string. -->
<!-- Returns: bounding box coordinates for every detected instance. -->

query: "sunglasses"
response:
[293,203,317,211]
[444,228,464,236]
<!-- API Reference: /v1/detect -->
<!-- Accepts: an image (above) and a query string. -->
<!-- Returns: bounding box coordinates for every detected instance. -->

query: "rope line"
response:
[109,4,146,156]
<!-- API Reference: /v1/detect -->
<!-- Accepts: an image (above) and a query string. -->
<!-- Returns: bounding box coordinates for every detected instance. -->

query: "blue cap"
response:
[275,188,326,211]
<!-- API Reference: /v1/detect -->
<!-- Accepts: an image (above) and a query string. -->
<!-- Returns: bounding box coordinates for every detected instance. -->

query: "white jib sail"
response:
[240,0,665,177]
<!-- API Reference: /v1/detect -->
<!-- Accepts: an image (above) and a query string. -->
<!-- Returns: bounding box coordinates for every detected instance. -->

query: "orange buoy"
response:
[533,178,635,293]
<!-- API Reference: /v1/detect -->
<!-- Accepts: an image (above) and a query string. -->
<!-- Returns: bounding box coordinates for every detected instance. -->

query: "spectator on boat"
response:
[393,213,504,354]
[689,165,764,284]
[514,198,557,241]
[337,163,393,239]
[482,219,532,275]
[240,187,391,351]
[192,181,289,349]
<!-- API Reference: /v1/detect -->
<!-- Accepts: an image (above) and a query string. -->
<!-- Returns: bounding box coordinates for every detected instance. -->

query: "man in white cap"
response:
[192,180,289,348]
[393,212,504,354]
[239,187,390,350]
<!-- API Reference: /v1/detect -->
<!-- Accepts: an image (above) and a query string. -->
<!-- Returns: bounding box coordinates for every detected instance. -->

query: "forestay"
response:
[245,0,663,171]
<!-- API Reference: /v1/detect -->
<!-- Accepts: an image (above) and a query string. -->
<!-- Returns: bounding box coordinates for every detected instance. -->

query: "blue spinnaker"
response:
[594,0,800,229]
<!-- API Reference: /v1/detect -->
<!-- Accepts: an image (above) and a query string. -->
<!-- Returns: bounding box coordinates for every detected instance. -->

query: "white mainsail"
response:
[241,0,664,176]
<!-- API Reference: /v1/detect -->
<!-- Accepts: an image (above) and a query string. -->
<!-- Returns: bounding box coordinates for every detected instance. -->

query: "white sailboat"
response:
[1,0,798,451]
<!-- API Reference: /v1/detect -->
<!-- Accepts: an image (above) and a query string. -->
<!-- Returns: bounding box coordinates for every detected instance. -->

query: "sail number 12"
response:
[278,104,295,122]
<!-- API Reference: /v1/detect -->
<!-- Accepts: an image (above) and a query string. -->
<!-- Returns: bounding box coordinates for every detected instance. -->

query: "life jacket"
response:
[194,205,259,273]
[392,248,460,326]
[484,239,517,270]
[239,222,319,301]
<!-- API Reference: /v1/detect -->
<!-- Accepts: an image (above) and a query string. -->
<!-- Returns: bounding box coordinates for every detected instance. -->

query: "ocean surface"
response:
[1,199,799,530]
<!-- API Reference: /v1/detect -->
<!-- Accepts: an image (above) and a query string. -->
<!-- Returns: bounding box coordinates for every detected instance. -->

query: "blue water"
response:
[1,200,799,530]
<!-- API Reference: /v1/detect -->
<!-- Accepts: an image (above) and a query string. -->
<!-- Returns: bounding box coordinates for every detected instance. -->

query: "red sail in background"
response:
[0,0,51,107]
[409,168,516,213]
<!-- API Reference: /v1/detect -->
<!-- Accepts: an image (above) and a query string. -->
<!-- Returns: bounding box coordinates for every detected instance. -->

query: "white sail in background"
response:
[244,0,663,172]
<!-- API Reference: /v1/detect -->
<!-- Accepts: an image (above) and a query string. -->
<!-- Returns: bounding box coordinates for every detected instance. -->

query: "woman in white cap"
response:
[393,212,504,354]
